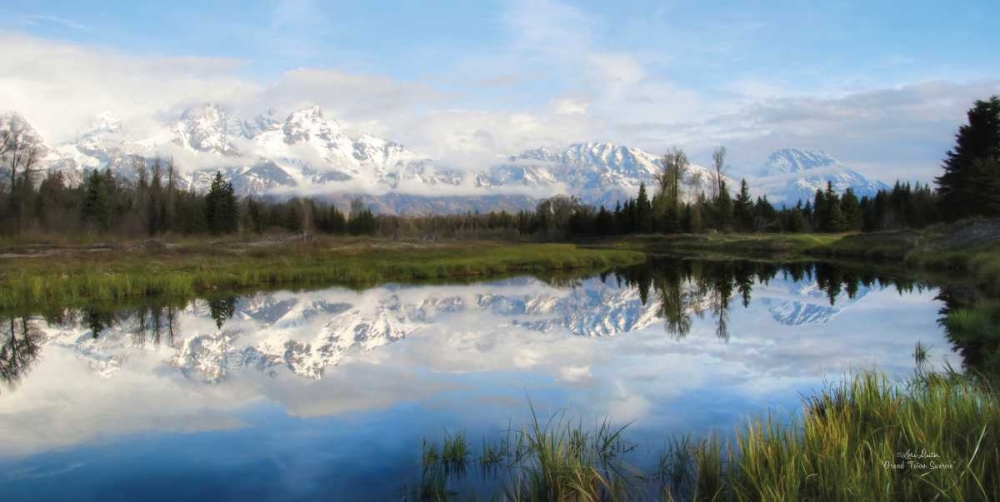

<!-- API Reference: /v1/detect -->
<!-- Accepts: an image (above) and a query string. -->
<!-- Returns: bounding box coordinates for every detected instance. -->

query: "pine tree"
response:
[247,198,263,236]
[594,205,613,235]
[689,202,703,233]
[840,187,863,231]
[205,171,238,235]
[936,96,1000,220]
[713,180,733,231]
[636,183,653,233]
[813,188,827,231]
[80,170,110,232]
[824,182,845,232]
[733,179,753,232]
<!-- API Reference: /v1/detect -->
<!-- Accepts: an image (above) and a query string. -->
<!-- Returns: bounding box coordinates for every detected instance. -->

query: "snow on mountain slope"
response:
[482,142,732,208]
[3,106,738,213]
[754,149,890,207]
[7,108,885,214]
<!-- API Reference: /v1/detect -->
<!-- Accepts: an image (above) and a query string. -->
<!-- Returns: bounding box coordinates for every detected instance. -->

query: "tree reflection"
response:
[615,258,935,344]
[937,287,1000,382]
[0,316,43,394]
[208,297,238,329]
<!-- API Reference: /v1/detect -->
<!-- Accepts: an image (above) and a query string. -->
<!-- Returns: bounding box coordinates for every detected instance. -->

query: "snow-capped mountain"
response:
[481,142,730,208]
[753,149,890,207]
[5,107,888,213]
[2,105,732,213]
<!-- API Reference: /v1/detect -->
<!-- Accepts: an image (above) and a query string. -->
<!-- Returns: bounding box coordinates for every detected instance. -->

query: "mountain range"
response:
[1,105,889,213]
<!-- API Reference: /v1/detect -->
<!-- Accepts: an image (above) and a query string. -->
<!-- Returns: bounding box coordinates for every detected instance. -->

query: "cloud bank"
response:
[1,0,998,183]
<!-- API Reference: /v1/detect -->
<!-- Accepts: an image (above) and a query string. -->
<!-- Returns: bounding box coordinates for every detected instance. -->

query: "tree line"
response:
[1,95,997,240]
[0,152,378,238]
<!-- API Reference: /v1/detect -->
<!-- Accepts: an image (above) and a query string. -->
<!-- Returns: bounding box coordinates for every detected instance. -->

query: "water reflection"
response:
[0,318,43,394]
[0,259,955,392]
[0,258,971,500]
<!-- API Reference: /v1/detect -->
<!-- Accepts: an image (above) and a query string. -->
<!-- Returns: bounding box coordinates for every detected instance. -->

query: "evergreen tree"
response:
[733,179,753,232]
[204,171,238,235]
[80,170,110,232]
[753,196,777,232]
[813,188,827,231]
[689,202,703,234]
[347,198,376,235]
[936,95,1000,220]
[246,198,263,235]
[840,187,863,231]
[636,183,653,233]
[713,180,733,231]
[594,205,613,235]
[824,182,845,232]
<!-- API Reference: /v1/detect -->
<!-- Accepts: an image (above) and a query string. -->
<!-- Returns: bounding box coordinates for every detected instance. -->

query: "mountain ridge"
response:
[2,106,887,213]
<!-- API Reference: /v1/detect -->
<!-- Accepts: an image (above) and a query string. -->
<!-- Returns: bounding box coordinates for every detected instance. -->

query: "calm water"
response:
[0,259,961,500]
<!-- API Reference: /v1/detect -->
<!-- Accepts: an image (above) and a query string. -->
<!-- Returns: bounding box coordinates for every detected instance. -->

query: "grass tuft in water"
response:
[416,372,1000,501]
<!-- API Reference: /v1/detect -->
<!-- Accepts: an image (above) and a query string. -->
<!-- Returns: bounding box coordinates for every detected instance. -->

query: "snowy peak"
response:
[171,104,250,156]
[281,104,343,145]
[759,148,840,176]
[490,142,731,207]
[82,112,122,137]
[754,148,891,206]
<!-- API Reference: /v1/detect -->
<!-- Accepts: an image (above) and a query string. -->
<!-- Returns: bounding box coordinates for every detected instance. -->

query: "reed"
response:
[416,372,1000,501]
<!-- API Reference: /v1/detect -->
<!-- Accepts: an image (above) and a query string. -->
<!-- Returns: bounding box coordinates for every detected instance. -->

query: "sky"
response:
[1,0,999,181]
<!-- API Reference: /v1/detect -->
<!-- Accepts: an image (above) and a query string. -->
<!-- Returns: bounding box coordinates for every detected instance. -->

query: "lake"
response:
[0,258,962,500]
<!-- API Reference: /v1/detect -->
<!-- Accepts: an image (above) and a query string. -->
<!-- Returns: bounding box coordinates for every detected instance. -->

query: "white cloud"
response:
[2,1,996,188]
[0,32,259,143]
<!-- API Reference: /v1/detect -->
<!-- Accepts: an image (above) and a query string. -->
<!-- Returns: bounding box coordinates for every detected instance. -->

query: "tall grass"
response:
[415,406,638,501]
[415,372,1000,500]
[0,242,645,311]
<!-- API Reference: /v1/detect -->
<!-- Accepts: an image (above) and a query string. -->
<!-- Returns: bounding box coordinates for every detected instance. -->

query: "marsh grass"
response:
[416,372,1000,501]
[0,242,645,311]
[914,340,931,367]
[415,405,638,501]
[610,233,844,259]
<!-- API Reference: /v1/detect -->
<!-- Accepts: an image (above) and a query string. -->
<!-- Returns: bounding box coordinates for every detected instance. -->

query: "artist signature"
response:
[883,450,953,470]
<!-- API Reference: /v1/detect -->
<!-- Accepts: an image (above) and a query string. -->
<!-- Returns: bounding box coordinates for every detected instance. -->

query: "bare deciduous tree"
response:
[658,147,688,209]
[712,146,727,199]
[0,116,43,190]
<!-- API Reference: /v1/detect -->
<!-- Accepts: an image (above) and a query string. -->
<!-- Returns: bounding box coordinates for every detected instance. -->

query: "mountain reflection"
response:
[614,258,927,341]
[0,259,948,389]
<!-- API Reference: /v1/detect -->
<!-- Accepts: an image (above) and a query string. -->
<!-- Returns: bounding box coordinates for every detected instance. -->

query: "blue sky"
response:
[2,0,999,180]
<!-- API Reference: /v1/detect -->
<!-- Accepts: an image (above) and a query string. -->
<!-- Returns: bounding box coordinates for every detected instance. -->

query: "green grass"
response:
[0,241,645,311]
[606,232,844,259]
[417,372,1000,501]
[416,405,638,501]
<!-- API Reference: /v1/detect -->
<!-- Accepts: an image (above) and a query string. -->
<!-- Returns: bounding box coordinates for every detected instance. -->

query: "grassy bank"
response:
[415,372,1000,501]
[0,240,645,311]
[607,232,844,259]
